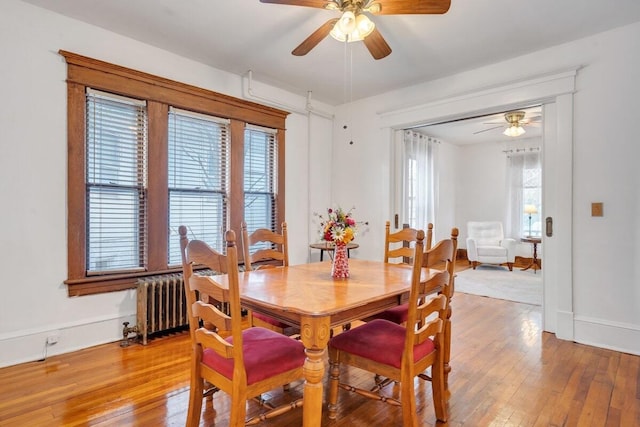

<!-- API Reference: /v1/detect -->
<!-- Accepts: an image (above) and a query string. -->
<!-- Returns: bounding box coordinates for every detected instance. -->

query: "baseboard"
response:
[573,315,640,356]
[0,313,136,368]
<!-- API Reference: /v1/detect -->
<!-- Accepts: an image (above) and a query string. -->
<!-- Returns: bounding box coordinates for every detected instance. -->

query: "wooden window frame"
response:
[61,51,287,296]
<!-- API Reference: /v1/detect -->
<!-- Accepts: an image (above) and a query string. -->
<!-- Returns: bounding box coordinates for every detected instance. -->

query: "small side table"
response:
[309,242,359,261]
[520,237,542,273]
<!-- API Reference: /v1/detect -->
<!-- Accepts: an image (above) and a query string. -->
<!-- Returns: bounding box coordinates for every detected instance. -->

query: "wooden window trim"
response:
[61,51,288,296]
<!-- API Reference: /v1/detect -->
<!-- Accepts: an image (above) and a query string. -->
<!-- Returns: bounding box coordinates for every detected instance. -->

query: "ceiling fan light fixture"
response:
[364,2,382,14]
[330,12,375,42]
[503,125,526,137]
[355,14,375,38]
[337,10,357,34]
[324,1,340,11]
[329,24,348,42]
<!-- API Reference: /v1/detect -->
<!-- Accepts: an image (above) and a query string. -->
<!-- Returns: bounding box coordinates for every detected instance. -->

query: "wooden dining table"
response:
[214,258,441,427]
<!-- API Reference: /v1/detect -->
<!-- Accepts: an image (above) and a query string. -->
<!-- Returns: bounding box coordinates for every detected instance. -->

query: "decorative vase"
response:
[331,242,350,278]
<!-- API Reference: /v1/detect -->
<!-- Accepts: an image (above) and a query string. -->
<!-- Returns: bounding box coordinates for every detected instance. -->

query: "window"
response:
[243,125,277,253]
[62,51,287,296]
[167,108,230,265]
[522,162,542,236]
[506,150,541,238]
[86,90,148,273]
[395,130,439,230]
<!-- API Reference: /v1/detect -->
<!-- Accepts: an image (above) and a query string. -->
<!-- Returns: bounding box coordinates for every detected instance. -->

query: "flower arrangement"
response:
[315,206,367,245]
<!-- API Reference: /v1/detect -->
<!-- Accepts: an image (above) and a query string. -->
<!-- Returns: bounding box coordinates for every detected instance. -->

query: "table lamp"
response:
[524,204,538,237]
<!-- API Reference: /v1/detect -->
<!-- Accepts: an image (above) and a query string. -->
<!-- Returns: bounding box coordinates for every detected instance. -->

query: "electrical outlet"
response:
[46,335,59,345]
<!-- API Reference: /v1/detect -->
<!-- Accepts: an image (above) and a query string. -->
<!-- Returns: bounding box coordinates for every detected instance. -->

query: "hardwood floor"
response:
[1,293,638,426]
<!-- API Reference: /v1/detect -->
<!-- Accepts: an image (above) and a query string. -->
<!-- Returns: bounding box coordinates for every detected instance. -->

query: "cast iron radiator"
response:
[126,269,231,345]
[136,273,188,345]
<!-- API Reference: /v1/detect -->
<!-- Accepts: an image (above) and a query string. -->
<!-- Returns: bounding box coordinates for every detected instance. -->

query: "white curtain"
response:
[401,130,439,230]
[505,149,541,238]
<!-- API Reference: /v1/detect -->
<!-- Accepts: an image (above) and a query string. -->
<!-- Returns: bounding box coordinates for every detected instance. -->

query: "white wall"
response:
[447,137,542,259]
[435,141,458,243]
[332,22,640,355]
[455,141,507,242]
[0,1,334,367]
[1,0,638,367]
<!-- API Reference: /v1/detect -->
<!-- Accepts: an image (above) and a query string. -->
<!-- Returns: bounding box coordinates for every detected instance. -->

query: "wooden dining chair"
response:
[241,221,298,335]
[374,226,459,396]
[327,230,450,425]
[371,221,433,325]
[179,226,305,426]
[417,227,458,395]
[242,221,289,270]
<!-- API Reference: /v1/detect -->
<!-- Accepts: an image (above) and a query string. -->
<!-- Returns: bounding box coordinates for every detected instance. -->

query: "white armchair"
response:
[466,221,516,271]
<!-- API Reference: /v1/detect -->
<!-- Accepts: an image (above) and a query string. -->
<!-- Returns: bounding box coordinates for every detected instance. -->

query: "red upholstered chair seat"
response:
[367,221,430,325]
[252,312,291,329]
[327,232,453,425]
[329,319,435,369]
[372,303,409,325]
[203,327,306,385]
[180,227,305,426]
[241,221,299,335]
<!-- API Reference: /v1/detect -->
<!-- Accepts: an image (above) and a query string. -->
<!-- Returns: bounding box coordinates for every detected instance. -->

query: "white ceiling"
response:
[415,105,543,145]
[21,0,640,108]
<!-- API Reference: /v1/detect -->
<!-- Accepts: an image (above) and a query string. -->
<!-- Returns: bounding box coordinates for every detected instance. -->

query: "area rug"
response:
[454,265,542,305]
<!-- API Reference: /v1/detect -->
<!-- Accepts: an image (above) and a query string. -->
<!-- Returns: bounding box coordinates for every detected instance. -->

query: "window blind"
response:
[167,108,230,264]
[244,125,277,253]
[86,89,148,273]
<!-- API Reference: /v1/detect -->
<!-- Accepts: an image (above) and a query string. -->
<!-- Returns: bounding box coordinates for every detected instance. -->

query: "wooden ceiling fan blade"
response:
[369,0,451,15]
[363,28,392,60]
[292,18,338,56]
[259,0,328,8]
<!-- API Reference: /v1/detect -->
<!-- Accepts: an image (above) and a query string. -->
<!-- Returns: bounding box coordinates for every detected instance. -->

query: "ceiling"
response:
[415,105,543,145]
[21,0,640,108]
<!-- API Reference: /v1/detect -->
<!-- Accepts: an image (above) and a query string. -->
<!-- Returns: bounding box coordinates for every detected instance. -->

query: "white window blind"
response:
[167,108,230,264]
[244,125,277,252]
[86,89,148,274]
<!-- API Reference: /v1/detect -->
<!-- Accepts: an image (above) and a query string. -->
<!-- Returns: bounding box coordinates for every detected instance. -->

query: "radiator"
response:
[136,274,188,345]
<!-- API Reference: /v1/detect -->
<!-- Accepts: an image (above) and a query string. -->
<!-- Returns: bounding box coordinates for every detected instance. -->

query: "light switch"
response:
[591,202,603,217]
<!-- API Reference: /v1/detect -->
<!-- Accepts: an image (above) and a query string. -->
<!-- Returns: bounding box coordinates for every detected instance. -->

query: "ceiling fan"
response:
[259,0,451,60]
[474,110,542,137]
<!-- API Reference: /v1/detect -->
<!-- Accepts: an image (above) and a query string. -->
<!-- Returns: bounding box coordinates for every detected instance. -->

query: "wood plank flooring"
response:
[1,292,638,426]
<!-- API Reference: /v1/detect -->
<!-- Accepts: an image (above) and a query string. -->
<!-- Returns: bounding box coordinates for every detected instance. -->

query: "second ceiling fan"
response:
[259,0,451,60]
[474,110,542,137]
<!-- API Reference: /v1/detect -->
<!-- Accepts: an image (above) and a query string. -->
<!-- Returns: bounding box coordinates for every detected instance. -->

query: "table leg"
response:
[300,315,331,427]
[521,242,541,273]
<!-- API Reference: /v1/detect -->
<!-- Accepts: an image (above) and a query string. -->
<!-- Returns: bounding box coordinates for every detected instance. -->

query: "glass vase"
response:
[331,242,350,278]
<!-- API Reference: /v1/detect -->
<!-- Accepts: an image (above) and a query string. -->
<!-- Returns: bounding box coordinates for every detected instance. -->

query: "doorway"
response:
[381,69,576,337]
[393,106,544,305]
